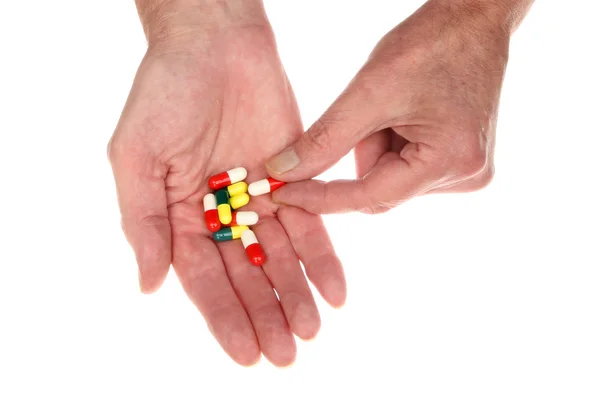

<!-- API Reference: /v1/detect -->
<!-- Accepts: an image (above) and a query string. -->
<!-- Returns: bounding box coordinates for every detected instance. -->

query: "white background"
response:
[1,0,599,397]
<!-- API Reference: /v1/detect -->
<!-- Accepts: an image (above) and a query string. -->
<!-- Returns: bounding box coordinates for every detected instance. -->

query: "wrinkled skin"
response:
[268,1,530,213]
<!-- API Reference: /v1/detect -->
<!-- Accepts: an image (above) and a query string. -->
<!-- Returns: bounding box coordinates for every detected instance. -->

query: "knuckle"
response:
[123,214,168,236]
[361,202,391,215]
[107,134,124,165]
[458,152,487,178]
[470,165,495,191]
[227,262,263,283]
[137,214,169,228]
[449,130,488,179]
[358,179,393,215]
[252,302,283,321]
[107,136,117,164]
[186,262,223,287]
[304,119,333,154]
[208,300,246,328]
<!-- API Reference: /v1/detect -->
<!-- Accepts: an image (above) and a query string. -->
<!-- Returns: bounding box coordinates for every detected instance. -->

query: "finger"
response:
[252,217,321,340]
[277,206,346,308]
[354,130,391,178]
[266,76,387,181]
[108,141,171,293]
[172,233,260,367]
[273,144,435,214]
[218,236,296,367]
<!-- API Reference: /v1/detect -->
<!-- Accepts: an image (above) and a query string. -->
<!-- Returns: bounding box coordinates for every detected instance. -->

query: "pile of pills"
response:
[203,167,286,266]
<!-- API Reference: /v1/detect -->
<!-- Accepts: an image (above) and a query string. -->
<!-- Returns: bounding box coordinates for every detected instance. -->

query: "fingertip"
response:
[218,328,262,367]
[323,278,347,309]
[292,304,321,341]
[233,345,262,367]
[134,236,171,294]
[138,269,168,294]
[265,337,297,368]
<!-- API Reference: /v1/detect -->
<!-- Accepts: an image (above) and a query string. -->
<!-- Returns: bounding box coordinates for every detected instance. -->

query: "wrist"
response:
[429,0,534,35]
[136,0,268,51]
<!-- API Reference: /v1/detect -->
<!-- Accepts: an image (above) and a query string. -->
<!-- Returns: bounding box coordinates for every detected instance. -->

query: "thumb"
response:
[108,139,172,294]
[266,80,384,181]
[273,148,434,214]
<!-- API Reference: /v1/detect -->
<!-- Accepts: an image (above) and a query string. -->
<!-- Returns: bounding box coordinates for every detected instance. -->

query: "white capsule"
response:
[249,180,269,196]
[228,167,248,183]
[232,211,259,226]
[203,193,217,211]
[248,178,286,196]
[241,230,259,248]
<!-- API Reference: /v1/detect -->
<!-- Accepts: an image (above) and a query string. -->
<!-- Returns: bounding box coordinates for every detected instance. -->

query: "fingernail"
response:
[266,148,300,175]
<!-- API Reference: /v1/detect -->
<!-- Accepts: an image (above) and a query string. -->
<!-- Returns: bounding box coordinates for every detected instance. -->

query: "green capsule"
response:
[215,189,230,205]
[213,226,249,242]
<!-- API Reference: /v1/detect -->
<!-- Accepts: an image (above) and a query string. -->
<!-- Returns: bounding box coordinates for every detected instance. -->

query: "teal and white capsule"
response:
[213,225,249,242]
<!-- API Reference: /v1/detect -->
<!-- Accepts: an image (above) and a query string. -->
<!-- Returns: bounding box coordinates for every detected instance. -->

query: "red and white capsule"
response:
[225,211,259,227]
[241,230,266,266]
[248,177,286,196]
[203,193,221,232]
[208,167,248,191]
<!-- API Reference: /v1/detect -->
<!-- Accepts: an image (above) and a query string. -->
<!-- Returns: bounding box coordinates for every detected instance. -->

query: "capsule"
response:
[226,181,248,197]
[215,189,232,224]
[225,211,259,226]
[208,167,248,190]
[203,193,221,232]
[241,230,266,266]
[230,193,250,210]
[248,177,286,196]
[213,225,249,242]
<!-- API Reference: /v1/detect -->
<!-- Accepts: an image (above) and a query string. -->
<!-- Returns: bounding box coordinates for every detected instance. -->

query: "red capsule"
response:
[203,193,221,232]
[208,167,247,190]
[241,230,266,266]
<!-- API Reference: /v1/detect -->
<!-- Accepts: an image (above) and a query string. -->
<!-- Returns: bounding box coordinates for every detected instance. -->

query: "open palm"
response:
[108,26,346,366]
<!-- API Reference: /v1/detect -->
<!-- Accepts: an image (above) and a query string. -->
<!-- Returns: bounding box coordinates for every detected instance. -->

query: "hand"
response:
[266,0,531,214]
[108,1,346,367]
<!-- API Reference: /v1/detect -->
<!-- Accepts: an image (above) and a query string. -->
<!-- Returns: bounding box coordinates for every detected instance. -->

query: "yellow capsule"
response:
[231,225,249,239]
[217,203,232,224]
[226,181,248,197]
[230,193,250,210]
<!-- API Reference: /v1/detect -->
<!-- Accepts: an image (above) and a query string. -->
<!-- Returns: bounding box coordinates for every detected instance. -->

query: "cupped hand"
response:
[267,0,527,214]
[108,16,345,366]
